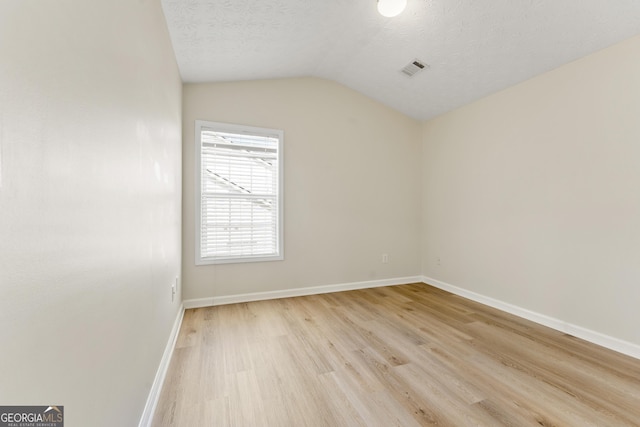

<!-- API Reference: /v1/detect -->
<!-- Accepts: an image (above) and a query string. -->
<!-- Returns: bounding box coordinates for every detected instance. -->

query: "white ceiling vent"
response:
[400,59,428,77]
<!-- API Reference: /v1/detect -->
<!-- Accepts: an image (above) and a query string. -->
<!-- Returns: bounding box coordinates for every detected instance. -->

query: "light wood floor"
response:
[152,283,640,426]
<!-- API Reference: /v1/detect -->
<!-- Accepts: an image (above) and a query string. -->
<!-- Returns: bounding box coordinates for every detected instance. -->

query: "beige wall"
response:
[183,78,422,299]
[0,1,182,426]
[422,35,640,346]
[2,3,636,422]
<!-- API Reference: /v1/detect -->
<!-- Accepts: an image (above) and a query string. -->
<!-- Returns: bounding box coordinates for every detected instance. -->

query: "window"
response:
[195,120,283,265]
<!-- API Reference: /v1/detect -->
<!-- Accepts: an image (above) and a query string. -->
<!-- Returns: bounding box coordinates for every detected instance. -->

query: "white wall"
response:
[183,78,421,300]
[0,1,182,426]
[422,35,640,347]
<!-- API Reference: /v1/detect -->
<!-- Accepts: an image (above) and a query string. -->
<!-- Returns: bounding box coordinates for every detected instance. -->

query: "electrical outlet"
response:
[171,280,176,302]
[437,257,441,266]
[382,253,389,263]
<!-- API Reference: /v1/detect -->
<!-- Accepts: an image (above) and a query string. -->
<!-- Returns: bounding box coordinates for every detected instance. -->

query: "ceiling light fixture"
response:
[377,0,407,17]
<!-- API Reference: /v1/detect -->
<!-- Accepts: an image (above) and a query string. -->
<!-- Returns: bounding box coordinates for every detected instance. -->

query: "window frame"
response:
[195,120,284,265]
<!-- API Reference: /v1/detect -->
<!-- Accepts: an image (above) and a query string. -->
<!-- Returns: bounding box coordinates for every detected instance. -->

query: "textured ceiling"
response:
[161,0,640,120]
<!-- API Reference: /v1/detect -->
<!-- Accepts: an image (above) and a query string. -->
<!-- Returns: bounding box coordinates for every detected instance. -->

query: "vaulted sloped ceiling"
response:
[161,0,640,120]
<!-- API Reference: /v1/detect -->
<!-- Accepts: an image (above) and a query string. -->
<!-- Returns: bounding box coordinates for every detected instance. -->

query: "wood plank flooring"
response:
[152,283,640,426]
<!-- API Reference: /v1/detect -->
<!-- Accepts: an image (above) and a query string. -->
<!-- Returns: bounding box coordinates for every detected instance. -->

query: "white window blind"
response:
[196,121,283,265]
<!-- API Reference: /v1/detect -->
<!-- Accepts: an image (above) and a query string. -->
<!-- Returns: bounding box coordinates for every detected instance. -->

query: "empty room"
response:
[1,0,640,426]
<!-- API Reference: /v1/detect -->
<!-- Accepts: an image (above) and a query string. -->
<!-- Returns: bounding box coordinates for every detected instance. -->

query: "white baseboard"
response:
[136,275,638,426]
[138,303,185,427]
[422,276,640,360]
[183,276,423,309]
